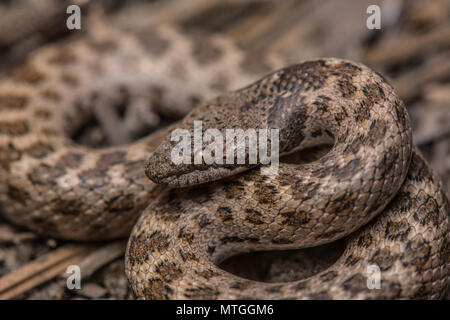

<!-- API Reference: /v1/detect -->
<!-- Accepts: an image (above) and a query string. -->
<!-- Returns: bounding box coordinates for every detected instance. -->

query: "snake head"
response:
[145,96,268,188]
[146,144,251,188]
[145,63,328,188]
[145,124,261,188]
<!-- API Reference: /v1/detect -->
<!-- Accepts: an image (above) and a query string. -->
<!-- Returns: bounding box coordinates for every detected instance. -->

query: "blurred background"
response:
[0,0,448,299]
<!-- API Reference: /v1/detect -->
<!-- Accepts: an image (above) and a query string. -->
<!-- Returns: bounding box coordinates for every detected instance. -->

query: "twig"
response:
[0,225,37,244]
[364,23,450,66]
[0,244,95,299]
[73,240,127,279]
[392,51,450,101]
[226,0,297,49]
[112,0,221,29]
[424,83,450,104]
[414,126,450,147]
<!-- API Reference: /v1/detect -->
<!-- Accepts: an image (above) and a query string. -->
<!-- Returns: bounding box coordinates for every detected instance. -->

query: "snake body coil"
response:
[0,22,448,299]
[132,59,449,299]
[0,23,276,240]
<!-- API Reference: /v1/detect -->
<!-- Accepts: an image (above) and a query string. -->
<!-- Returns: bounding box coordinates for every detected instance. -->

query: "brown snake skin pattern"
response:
[0,22,280,240]
[129,58,449,299]
[0,19,448,299]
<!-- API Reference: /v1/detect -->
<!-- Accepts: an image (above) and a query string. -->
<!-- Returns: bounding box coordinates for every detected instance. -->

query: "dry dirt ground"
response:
[0,0,448,299]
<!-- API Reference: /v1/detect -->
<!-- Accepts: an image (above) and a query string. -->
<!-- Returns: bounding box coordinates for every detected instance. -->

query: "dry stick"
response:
[149,0,276,27]
[430,139,449,178]
[424,84,450,104]
[0,244,95,299]
[249,0,322,53]
[265,0,326,54]
[0,252,91,300]
[73,240,127,279]
[149,0,220,25]
[0,225,37,244]
[113,0,221,29]
[225,0,297,49]
[0,241,128,299]
[392,51,450,101]
[364,23,450,66]
[414,126,450,147]
[224,0,323,63]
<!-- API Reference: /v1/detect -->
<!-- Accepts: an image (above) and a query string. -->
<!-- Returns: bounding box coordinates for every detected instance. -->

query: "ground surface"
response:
[0,0,448,300]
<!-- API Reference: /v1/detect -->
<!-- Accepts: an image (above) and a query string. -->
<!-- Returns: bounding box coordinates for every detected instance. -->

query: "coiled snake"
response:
[0,20,448,299]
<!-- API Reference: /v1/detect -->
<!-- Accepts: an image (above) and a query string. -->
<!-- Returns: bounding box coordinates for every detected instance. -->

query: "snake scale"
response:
[0,16,448,299]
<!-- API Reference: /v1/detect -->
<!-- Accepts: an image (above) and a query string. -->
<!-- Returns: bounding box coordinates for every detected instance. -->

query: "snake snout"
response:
[146,146,248,187]
[145,142,206,187]
[145,146,176,185]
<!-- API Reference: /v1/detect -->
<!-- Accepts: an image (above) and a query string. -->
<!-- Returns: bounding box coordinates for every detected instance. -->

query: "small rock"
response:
[103,260,130,299]
[46,239,58,248]
[74,283,107,299]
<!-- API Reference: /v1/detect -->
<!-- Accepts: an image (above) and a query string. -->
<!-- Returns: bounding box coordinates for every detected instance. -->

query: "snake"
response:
[0,14,448,299]
[0,15,281,240]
